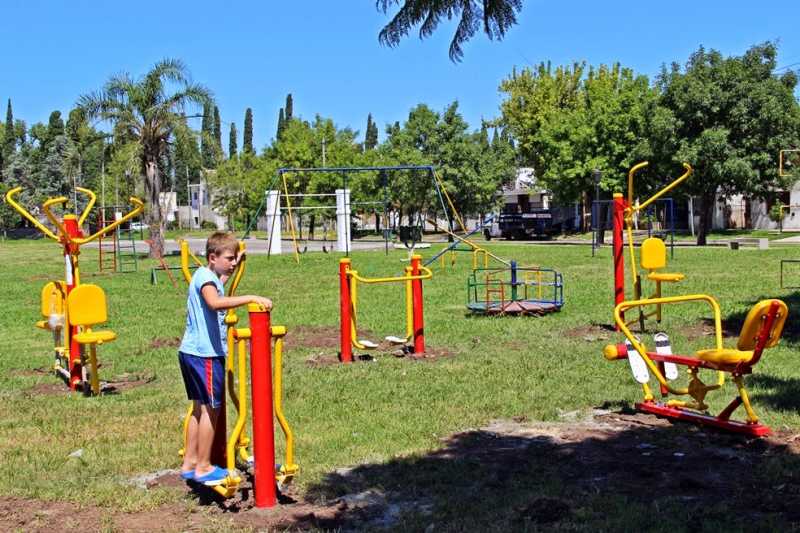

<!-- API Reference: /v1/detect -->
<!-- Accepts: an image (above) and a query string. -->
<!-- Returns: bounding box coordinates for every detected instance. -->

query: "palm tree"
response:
[377,0,523,62]
[79,59,212,258]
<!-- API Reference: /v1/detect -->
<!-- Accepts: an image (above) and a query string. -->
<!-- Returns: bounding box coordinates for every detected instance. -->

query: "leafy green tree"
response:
[172,116,202,204]
[243,108,254,154]
[377,0,523,62]
[285,94,293,121]
[229,122,238,159]
[79,58,212,257]
[499,61,656,207]
[655,42,800,244]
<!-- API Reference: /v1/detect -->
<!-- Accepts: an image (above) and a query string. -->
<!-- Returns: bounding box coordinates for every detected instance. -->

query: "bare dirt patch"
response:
[287,325,341,349]
[135,336,182,356]
[24,372,155,396]
[6,411,800,531]
[685,317,740,341]
[563,322,615,342]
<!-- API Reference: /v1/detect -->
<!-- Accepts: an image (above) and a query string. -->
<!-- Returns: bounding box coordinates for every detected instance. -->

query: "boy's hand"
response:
[251,296,273,310]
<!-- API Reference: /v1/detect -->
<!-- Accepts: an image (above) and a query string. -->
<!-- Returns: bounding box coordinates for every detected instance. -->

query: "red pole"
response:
[410,254,425,354]
[612,193,625,330]
[62,215,83,391]
[339,258,353,363]
[249,304,276,508]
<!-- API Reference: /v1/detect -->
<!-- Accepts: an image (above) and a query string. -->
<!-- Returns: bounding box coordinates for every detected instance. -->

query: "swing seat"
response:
[359,339,379,349]
[385,335,407,345]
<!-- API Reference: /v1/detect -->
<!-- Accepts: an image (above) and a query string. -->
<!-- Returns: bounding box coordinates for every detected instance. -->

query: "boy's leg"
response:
[194,404,221,477]
[181,401,201,474]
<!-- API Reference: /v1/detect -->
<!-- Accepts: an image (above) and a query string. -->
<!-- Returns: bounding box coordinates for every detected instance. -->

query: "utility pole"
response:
[321,136,326,166]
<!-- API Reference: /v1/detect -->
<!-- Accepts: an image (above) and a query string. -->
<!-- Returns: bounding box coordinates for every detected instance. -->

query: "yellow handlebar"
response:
[71,197,144,245]
[228,242,247,296]
[75,187,97,227]
[627,162,693,216]
[42,196,70,238]
[4,187,59,240]
[348,266,433,284]
[613,293,724,394]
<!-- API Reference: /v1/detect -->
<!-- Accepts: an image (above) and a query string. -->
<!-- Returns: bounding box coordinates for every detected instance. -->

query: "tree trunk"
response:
[309,213,316,240]
[144,155,165,258]
[696,190,716,246]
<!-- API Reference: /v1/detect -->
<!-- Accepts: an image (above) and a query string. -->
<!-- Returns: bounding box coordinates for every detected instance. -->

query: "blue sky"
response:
[1,1,799,152]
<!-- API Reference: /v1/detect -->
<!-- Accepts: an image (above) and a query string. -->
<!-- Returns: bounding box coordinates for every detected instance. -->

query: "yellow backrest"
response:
[737,299,788,351]
[640,237,666,271]
[67,284,108,327]
[40,281,67,317]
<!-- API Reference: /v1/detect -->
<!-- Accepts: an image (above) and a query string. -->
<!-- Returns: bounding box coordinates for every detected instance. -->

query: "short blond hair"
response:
[206,231,239,259]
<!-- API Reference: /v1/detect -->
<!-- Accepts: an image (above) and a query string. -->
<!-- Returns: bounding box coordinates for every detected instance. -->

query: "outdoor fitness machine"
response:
[5,186,143,394]
[178,241,297,507]
[339,255,432,362]
[604,162,790,436]
[613,162,690,330]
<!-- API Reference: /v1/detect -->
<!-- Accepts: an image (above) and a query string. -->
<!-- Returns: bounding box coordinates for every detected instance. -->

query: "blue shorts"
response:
[178,351,225,409]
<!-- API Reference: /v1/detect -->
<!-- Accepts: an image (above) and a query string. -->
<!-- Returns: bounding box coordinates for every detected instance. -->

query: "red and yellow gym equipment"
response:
[613,162,691,329]
[177,241,297,506]
[5,186,143,393]
[339,255,433,362]
[604,295,788,436]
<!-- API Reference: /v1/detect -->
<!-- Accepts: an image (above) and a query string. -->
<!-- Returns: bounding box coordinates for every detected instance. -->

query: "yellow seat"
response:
[647,272,685,283]
[37,281,67,330]
[74,330,117,345]
[67,284,116,395]
[641,238,683,282]
[695,348,753,365]
[695,299,788,367]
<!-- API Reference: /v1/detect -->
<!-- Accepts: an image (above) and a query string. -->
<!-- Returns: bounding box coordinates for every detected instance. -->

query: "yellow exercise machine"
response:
[5,185,143,393]
[178,240,297,497]
[606,162,789,435]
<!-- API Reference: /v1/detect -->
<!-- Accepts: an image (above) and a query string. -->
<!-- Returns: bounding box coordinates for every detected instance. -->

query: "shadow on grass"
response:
[750,374,800,412]
[302,415,800,531]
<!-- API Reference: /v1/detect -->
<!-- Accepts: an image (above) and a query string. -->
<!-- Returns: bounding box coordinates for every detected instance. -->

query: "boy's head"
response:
[206,232,239,276]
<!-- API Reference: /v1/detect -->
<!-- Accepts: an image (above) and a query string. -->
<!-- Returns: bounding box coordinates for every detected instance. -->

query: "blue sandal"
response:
[195,466,230,486]
[180,470,195,481]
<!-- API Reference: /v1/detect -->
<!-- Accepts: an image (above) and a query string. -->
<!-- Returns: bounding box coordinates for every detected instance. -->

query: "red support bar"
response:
[339,259,353,363]
[63,215,82,391]
[612,193,625,330]
[411,254,425,354]
[249,304,276,508]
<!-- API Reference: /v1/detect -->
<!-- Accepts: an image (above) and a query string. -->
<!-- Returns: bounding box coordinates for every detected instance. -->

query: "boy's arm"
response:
[201,284,272,311]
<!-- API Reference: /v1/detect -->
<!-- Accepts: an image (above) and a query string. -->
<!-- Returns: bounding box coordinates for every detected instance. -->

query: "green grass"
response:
[2,238,800,528]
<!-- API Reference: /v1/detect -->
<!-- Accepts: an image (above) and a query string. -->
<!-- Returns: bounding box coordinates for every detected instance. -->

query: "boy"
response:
[178,231,272,485]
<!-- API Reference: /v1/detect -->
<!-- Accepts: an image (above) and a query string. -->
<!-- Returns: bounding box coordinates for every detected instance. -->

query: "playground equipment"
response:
[5,186,143,393]
[467,261,564,315]
[339,255,433,362]
[177,242,297,505]
[246,166,460,262]
[603,161,791,436]
[603,296,788,436]
[425,215,501,269]
[613,162,691,330]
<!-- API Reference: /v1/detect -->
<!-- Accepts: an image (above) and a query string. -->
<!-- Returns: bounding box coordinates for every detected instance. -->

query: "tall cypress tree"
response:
[229,122,238,159]
[4,99,15,166]
[243,108,254,154]
[285,94,293,121]
[201,103,215,168]
[213,106,222,156]
[277,108,285,140]
[365,113,378,150]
